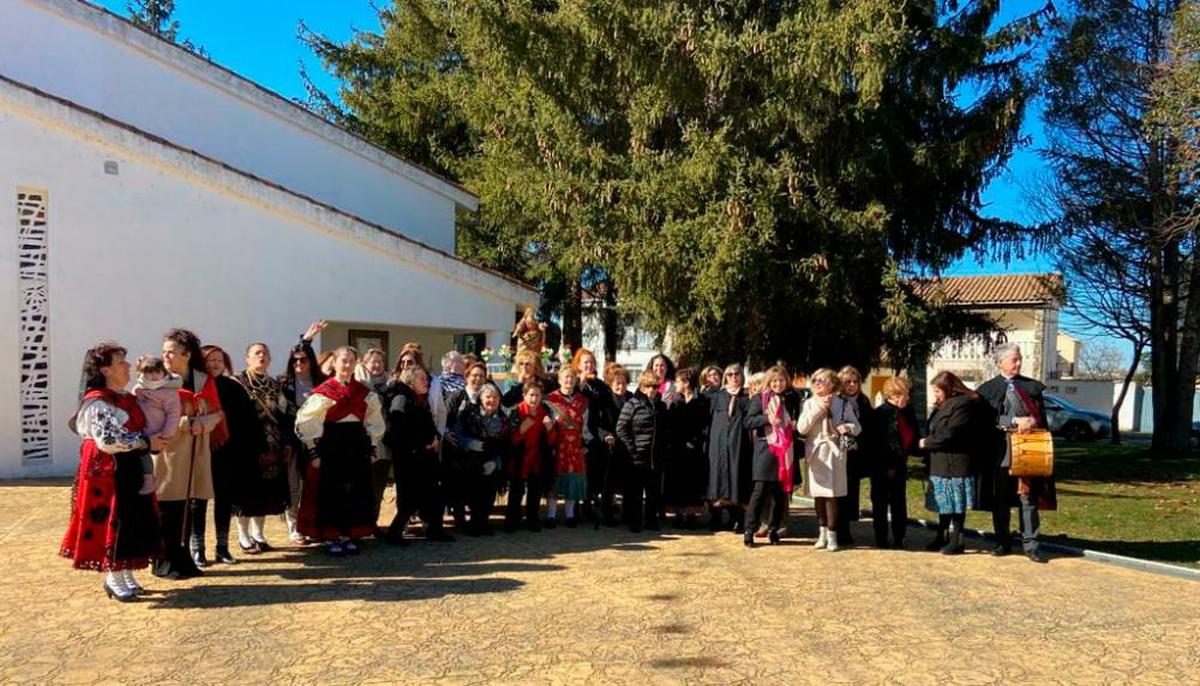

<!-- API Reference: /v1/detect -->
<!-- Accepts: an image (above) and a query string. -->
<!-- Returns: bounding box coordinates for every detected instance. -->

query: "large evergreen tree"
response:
[305,1,1049,370]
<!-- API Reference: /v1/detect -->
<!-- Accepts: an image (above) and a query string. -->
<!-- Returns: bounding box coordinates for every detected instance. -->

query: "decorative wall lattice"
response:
[18,190,50,462]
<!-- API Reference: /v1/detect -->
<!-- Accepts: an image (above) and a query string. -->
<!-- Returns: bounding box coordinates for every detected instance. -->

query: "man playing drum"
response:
[976,343,1057,564]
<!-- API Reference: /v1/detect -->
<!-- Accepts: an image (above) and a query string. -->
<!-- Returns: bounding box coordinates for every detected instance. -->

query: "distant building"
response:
[915,273,1064,383]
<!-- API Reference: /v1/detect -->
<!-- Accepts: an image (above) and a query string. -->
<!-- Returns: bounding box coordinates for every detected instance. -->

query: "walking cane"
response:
[179,415,198,551]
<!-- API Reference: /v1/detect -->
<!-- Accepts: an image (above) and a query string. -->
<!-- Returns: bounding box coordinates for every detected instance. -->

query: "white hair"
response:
[441,350,463,372]
[993,342,1022,364]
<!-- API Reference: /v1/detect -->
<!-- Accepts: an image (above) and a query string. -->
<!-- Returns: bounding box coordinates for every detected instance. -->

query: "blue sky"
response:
[97,0,1081,323]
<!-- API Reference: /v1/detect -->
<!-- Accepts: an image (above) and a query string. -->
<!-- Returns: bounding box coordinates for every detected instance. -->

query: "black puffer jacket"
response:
[616,391,667,469]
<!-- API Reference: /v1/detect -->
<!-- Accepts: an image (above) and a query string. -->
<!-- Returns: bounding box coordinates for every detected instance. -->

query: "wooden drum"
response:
[1009,429,1054,477]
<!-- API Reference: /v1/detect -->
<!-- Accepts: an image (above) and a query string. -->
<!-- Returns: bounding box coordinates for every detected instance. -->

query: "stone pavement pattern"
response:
[3,481,1199,684]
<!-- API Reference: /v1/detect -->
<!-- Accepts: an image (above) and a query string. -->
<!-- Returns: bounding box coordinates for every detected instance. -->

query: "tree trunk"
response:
[1150,243,1182,453]
[561,274,583,352]
[1110,340,1147,445]
[601,280,620,366]
[1171,229,1200,452]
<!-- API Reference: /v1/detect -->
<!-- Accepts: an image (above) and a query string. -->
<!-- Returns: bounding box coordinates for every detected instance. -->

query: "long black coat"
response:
[662,392,710,505]
[743,394,779,482]
[211,374,268,511]
[706,389,753,503]
[974,374,1057,511]
[382,380,440,491]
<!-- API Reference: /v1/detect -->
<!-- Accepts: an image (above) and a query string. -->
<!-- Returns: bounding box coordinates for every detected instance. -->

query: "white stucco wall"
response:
[0,0,473,252]
[0,79,532,477]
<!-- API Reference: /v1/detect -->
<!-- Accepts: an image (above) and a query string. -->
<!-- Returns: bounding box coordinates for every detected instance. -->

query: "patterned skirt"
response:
[929,475,976,515]
[552,473,588,501]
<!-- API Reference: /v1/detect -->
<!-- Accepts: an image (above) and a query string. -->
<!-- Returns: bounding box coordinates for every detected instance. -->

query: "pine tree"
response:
[127,0,206,56]
[305,1,1050,370]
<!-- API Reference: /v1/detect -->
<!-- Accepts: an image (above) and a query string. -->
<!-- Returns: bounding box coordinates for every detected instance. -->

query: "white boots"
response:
[813,527,840,552]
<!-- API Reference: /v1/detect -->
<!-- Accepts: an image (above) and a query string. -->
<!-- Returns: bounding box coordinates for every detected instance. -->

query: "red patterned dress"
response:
[546,390,590,501]
[60,389,161,571]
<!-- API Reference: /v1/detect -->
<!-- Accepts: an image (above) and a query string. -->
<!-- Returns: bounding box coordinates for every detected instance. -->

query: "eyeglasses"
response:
[813,378,830,386]
[292,358,308,365]
[400,358,416,367]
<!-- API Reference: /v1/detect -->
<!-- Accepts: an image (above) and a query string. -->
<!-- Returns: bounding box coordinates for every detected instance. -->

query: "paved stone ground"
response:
[4,481,1200,684]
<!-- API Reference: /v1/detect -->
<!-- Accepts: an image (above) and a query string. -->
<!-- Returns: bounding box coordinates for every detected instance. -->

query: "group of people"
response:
[59,318,1055,603]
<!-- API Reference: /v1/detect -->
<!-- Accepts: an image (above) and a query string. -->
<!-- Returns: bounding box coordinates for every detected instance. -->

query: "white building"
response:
[0,0,535,477]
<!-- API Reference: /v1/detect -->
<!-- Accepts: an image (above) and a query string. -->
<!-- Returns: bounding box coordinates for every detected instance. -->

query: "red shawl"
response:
[313,378,369,423]
[179,372,227,449]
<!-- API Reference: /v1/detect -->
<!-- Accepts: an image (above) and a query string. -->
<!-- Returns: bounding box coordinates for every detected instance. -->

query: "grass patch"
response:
[894,442,1200,567]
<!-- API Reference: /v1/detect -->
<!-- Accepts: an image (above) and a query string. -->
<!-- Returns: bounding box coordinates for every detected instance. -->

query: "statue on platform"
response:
[512,306,548,355]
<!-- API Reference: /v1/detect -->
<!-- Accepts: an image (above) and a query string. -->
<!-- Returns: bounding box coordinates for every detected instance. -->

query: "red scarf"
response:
[1012,383,1045,428]
[313,378,370,423]
[179,372,227,449]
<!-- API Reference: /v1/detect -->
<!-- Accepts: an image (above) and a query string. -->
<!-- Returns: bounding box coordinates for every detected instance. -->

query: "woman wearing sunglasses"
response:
[705,364,753,532]
[279,320,328,543]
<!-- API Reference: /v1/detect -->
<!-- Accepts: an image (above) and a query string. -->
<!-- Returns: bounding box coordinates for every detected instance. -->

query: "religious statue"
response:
[512,306,548,355]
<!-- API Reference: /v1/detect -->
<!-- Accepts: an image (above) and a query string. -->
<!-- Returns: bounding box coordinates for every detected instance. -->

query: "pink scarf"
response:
[762,390,794,492]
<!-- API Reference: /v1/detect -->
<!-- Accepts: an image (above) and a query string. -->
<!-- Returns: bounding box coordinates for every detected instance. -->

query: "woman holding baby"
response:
[59,341,165,602]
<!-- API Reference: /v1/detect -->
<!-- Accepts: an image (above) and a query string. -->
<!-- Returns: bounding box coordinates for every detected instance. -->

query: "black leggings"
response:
[937,512,966,534]
[189,497,232,551]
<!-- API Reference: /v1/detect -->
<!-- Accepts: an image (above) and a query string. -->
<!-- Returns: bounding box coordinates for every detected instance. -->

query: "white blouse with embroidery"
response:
[294,388,386,448]
[74,398,149,454]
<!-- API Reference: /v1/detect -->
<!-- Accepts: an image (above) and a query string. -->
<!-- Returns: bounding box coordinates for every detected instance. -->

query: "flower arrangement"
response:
[497,344,513,362]
[480,347,494,362]
[559,344,572,365]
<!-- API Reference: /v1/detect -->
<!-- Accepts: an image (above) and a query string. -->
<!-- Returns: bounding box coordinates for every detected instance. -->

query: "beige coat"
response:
[153,369,223,501]
[797,397,848,498]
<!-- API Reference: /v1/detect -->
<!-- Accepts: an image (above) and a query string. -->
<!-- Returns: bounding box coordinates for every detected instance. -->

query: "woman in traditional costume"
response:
[154,328,224,579]
[60,342,163,601]
[294,346,385,556]
[545,366,591,528]
[233,342,292,554]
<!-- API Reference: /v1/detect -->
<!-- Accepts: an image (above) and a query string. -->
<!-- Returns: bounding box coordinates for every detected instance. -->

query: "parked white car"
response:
[1043,393,1112,442]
